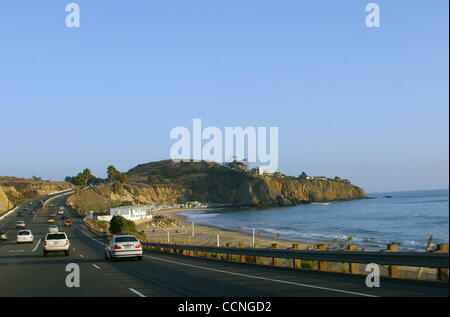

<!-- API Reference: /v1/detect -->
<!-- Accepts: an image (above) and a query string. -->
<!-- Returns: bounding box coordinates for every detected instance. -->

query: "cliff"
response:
[0,177,74,213]
[69,160,366,212]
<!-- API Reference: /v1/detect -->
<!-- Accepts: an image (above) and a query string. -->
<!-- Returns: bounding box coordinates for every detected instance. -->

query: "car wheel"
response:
[104,251,108,260]
[43,251,48,257]
[65,250,69,256]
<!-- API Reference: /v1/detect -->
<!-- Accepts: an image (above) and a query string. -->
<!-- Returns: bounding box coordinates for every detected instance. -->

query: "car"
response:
[17,230,34,243]
[16,221,25,229]
[48,225,59,233]
[63,220,72,227]
[43,232,70,257]
[57,207,64,215]
[17,211,23,217]
[61,216,68,220]
[47,218,55,223]
[0,230,7,241]
[104,235,143,261]
[49,212,56,217]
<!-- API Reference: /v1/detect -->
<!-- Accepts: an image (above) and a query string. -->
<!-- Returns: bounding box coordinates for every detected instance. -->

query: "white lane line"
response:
[79,229,104,246]
[129,288,146,297]
[143,255,378,298]
[79,254,84,258]
[9,250,24,253]
[32,239,41,252]
[92,264,100,270]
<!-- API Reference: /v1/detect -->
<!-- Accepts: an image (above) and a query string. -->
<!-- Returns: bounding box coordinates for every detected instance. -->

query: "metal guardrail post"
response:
[292,244,302,269]
[271,244,279,266]
[205,243,211,258]
[433,244,449,281]
[386,244,399,278]
[239,243,246,263]
[346,244,360,274]
[253,243,261,265]
[226,243,233,261]
[317,244,327,271]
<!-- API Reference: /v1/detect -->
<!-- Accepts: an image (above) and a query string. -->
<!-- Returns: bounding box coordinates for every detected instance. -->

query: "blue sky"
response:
[0,0,448,193]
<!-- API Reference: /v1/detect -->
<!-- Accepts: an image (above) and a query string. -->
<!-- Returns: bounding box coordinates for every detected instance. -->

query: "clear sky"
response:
[0,0,448,193]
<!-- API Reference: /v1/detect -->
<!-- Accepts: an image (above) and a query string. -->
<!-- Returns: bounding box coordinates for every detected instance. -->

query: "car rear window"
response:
[47,233,66,240]
[18,231,30,235]
[115,236,138,242]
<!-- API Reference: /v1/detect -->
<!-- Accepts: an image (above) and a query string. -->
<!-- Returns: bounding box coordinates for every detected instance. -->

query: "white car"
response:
[16,221,25,229]
[104,235,143,261]
[17,230,34,243]
[48,225,59,233]
[43,232,70,257]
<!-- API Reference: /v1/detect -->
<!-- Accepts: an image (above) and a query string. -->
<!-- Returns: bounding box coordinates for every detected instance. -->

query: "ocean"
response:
[179,189,449,251]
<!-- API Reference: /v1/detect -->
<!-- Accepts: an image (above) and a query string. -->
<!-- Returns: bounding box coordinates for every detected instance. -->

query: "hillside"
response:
[0,177,74,213]
[69,160,366,212]
[127,160,366,207]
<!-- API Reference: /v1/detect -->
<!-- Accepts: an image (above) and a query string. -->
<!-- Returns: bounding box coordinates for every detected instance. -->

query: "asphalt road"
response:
[0,194,448,297]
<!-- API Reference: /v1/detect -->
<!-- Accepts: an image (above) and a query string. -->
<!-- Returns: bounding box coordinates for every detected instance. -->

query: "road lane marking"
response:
[143,255,378,297]
[79,229,104,246]
[79,254,84,258]
[9,250,25,252]
[92,264,100,270]
[129,288,146,297]
[32,239,41,252]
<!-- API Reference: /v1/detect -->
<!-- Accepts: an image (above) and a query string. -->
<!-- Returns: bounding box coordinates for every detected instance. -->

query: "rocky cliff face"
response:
[74,161,365,210]
[0,177,74,213]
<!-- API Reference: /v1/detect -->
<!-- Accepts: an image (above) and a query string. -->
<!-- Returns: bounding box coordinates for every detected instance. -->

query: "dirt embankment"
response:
[0,177,73,213]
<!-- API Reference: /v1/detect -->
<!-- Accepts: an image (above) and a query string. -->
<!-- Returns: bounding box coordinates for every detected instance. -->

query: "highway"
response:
[0,194,448,297]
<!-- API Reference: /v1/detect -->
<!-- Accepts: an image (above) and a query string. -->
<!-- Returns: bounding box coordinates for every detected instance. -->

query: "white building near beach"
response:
[97,205,153,222]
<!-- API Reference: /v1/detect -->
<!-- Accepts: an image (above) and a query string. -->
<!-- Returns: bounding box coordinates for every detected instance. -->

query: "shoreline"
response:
[140,208,316,250]
[140,207,433,252]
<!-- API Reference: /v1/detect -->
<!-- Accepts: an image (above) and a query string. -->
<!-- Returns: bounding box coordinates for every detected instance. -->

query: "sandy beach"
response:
[139,208,315,250]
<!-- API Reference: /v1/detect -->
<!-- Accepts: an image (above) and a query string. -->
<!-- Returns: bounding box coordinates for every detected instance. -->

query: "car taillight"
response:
[66,240,69,245]
[113,244,121,249]
[44,241,47,246]
[135,244,141,248]
[16,236,18,239]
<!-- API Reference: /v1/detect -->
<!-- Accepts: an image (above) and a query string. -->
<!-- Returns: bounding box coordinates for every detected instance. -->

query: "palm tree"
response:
[82,168,92,187]
[75,173,85,211]
[107,165,117,183]
[111,182,121,195]
[118,172,127,185]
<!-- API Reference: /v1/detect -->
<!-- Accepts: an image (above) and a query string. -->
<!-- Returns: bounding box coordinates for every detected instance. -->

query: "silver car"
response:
[48,225,58,233]
[16,221,25,229]
[104,235,143,261]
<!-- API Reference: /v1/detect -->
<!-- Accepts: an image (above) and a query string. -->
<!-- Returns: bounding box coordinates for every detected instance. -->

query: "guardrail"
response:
[140,242,449,269]
[0,206,18,222]
[81,219,449,281]
[43,189,75,207]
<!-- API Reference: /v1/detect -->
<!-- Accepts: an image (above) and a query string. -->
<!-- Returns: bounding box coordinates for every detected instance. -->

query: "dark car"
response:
[17,211,23,217]
[0,230,7,241]
[61,216,68,220]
